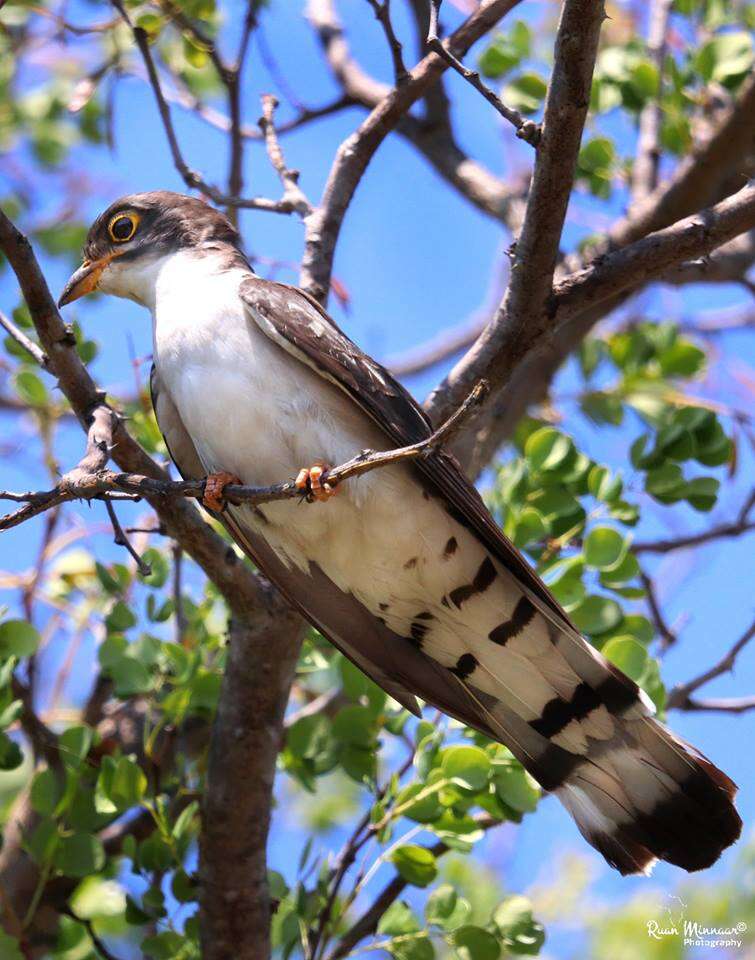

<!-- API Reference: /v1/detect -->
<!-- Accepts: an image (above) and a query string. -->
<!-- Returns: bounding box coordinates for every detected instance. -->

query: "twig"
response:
[300,0,522,303]
[633,489,755,554]
[60,907,124,960]
[674,696,755,714]
[630,0,673,202]
[366,0,408,85]
[105,499,151,576]
[110,1,302,215]
[0,381,488,531]
[172,542,186,644]
[639,569,677,651]
[426,0,540,146]
[0,309,49,368]
[258,95,314,218]
[667,619,755,710]
[326,814,498,960]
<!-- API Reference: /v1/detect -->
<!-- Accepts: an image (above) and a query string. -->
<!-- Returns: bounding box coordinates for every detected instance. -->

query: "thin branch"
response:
[426,0,540,146]
[633,489,755,554]
[0,207,272,619]
[630,0,673,202]
[308,0,521,226]
[104,499,151,576]
[639,570,677,652]
[301,0,522,303]
[172,542,186,645]
[667,619,755,710]
[0,382,488,530]
[428,180,755,446]
[672,695,755,714]
[60,907,124,960]
[258,94,314,218]
[366,0,408,85]
[326,814,498,960]
[0,309,49,368]
[110,2,303,215]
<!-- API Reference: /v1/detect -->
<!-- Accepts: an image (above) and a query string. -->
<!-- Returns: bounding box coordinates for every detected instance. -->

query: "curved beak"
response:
[58,251,122,308]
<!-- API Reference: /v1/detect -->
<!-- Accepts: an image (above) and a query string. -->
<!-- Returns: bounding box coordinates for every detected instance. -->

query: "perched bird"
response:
[59,191,741,875]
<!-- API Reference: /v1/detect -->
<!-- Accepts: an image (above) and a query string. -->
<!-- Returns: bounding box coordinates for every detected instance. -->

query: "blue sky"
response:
[1,0,753,956]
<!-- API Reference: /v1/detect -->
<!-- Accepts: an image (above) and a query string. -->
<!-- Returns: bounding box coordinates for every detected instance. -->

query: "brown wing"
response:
[240,276,576,634]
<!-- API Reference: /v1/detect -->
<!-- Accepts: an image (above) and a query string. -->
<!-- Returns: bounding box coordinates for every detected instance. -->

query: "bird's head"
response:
[58,190,245,309]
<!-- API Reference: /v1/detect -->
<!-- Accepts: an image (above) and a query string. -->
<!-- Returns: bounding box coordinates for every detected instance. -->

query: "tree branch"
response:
[301,0,522,303]
[199,611,303,960]
[425,0,605,431]
[630,0,673,202]
[667,619,755,711]
[308,0,522,225]
[327,814,498,960]
[426,180,755,463]
[258,94,314,218]
[0,382,488,529]
[0,207,271,619]
[426,0,540,146]
[365,0,408,85]
[110,2,306,215]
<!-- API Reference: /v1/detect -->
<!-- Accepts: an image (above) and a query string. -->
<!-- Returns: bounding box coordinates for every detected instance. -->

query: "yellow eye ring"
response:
[108,212,139,243]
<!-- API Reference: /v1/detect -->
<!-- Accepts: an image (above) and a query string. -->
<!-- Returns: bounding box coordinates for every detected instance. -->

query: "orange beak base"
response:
[58,251,121,308]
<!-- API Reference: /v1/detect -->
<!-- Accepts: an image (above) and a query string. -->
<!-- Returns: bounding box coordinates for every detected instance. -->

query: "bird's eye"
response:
[108,213,139,243]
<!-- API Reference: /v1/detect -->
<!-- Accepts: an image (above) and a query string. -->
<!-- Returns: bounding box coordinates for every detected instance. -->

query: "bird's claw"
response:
[295,461,338,502]
[202,471,241,512]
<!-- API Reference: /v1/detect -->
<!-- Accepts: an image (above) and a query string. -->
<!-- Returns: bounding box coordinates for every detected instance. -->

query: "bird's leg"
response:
[295,460,338,503]
[202,471,241,512]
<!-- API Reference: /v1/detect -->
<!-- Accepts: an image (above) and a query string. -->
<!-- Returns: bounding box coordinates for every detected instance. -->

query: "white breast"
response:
[149,254,499,649]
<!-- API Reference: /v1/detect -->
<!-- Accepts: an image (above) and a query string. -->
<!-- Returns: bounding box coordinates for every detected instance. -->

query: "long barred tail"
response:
[432,564,743,875]
[466,604,743,875]
[554,715,741,875]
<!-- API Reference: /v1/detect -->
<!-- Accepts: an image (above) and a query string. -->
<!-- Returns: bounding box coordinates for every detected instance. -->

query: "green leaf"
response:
[14,370,48,407]
[395,783,444,823]
[390,845,438,888]
[525,428,574,472]
[425,884,457,926]
[512,507,548,548]
[441,745,491,792]
[494,895,545,955]
[451,925,501,960]
[59,725,93,768]
[110,756,148,808]
[599,551,640,588]
[54,832,105,877]
[658,341,705,377]
[30,768,64,816]
[502,72,547,114]
[106,600,137,633]
[583,527,628,570]
[697,31,753,84]
[331,705,376,746]
[0,931,24,960]
[0,619,40,658]
[602,637,648,682]
[645,463,686,502]
[110,656,154,697]
[571,595,623,636]
[684,476,720,512]
[0,732,23,770]
[494,762,540,812]
[142,932,186,959]
[379,900,420,935]
[390,934,435,960]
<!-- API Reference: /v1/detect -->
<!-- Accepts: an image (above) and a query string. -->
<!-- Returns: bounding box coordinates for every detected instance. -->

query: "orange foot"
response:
[295,460,338,503]
[202,471,241,512]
